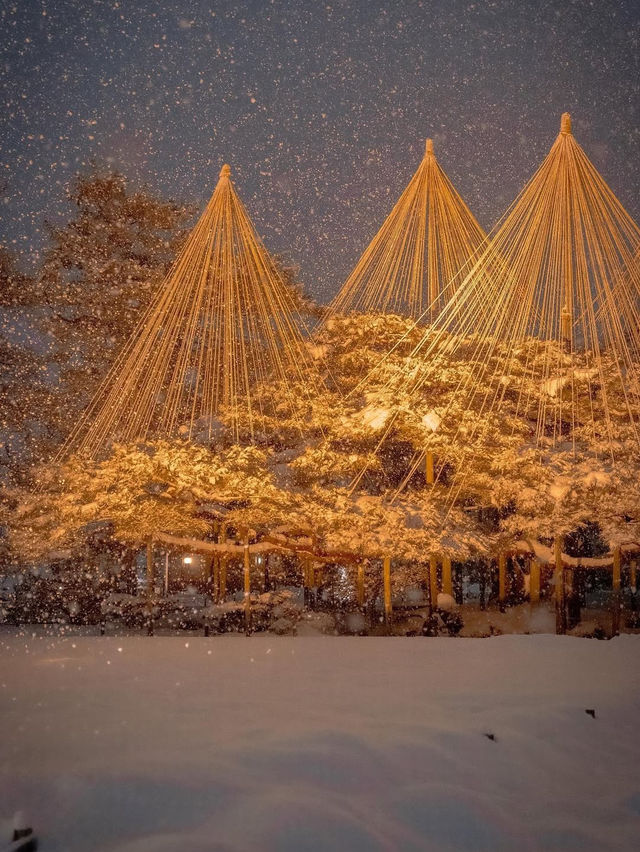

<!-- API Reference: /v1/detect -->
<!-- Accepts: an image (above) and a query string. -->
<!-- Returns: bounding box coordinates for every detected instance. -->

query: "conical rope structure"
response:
[353,114,640,503]
[326,138,487,321]
[61,164,322,458]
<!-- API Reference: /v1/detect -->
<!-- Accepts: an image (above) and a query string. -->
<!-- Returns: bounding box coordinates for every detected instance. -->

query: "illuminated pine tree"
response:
[61,164,324,457]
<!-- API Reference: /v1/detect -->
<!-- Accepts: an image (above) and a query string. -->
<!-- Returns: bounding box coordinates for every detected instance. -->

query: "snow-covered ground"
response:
[1,633,639,851]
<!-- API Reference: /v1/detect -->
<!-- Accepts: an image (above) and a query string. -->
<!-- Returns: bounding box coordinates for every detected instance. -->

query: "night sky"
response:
[1,0,639,302]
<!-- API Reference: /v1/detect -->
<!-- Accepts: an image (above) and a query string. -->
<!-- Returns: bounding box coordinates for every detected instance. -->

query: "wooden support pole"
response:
[426,450,435,485]
[612,546,621,636]
[258,555,266,593]
[212,556,220,603]
[311,564,320,610]
[427,156,438,317]
[561,303,572,351]
[429,554,439,610]
[565,567,577,629]
[357,560,365,608]
[146,537,154,636]
[219,555,227,601]
[314,565,323,600]
[244,536,251,636]
[302,555,310,608]
[630,559,637,594]
[383,556,392,625]
[498,553,507,611]
[217,521,227,604]
[529,558,541,604]
[554,537,566,635]
[162,551,169,597]
[442,555,452,597]
[453,562,464,605]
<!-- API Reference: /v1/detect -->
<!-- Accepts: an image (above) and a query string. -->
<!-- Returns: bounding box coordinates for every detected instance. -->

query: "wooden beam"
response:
[426,450,435,485]
[630,559,637,594]
[153,529,359,564]
[504,539,640,566]
[442,555,452,597]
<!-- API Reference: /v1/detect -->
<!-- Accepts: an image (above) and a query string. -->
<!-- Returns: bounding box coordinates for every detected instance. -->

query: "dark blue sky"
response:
[1,0,639,302]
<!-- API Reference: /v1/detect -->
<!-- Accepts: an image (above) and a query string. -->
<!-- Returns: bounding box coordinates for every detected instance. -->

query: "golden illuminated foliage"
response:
[355,114,640,510]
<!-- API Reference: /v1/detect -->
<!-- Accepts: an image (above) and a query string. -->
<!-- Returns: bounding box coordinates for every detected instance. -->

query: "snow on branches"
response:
[6,312,639,566]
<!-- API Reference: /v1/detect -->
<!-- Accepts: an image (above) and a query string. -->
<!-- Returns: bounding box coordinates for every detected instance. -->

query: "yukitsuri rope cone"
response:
[327,138,486,321]
[355,113,640,499]
[61,164,321,457]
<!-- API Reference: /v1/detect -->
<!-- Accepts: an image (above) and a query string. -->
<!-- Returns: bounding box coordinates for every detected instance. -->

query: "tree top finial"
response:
[425,138,434,157]
[560,113,572,135]
[219,164,231,180]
